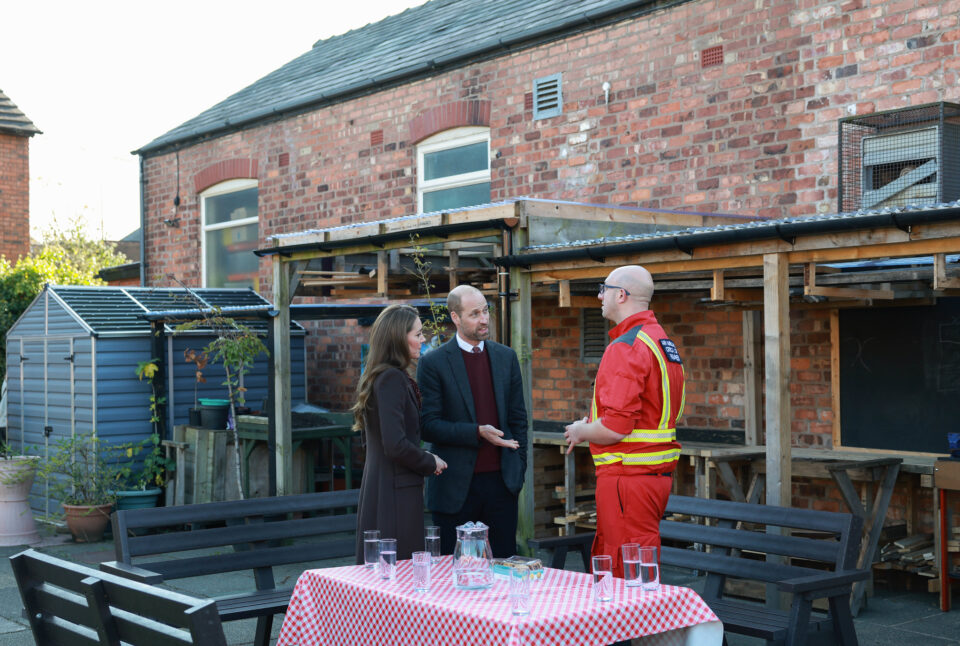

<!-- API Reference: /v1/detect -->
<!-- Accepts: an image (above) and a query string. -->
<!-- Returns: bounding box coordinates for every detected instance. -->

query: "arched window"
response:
[200,179,259,288]
[417,127,491,213]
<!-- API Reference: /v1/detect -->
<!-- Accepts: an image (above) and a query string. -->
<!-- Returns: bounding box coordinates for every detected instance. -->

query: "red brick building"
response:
[0,89,40,264]
[137,0,960,540]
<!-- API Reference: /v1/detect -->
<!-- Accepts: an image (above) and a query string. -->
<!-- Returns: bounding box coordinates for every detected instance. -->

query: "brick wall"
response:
[141,0,959,429]
[0,132,30,263]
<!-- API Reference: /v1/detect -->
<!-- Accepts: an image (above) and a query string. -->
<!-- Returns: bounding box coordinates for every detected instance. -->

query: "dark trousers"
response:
[432,470,518,558]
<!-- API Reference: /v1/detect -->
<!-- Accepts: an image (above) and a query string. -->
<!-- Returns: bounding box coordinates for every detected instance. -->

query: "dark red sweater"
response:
[462,347,500,473]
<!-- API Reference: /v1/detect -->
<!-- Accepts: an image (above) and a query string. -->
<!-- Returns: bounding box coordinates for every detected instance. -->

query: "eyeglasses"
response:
[598,283,631,297]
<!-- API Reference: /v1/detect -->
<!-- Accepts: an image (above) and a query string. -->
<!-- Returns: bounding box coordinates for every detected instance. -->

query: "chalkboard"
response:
[840,298,960,453]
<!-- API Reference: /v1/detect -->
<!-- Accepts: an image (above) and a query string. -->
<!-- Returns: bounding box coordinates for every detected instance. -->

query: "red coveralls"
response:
[589,310,685,578]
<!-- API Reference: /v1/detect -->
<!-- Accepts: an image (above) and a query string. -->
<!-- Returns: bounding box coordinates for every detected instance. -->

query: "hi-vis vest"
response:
[589,321,685,475]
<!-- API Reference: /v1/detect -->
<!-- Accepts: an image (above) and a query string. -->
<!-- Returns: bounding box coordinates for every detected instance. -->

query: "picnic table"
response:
[277,557,721,646]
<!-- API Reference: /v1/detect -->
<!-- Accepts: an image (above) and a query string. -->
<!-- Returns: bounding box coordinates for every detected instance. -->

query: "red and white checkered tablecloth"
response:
[277,557,718,646]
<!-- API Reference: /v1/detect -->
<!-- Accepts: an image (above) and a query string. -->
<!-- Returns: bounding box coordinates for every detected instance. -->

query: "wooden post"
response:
[377,251,388,296]
[272,255,293,496]
[447,249,459,291]
[558,280,571,308]
[742,310,762,447]
[510,223,535,554]
[830,308,841,448]
[763,252,791,508]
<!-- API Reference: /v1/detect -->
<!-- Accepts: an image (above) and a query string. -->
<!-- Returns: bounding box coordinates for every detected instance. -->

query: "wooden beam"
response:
[511,224,535,556]
[933,253,960,290]
[742,310,762,447]
[711,269,725,301]
[830,308,841,449]
[804,263,894,300]
[448,249,459,290]
[377,251,388,296]
[520,199,707,227]
[558,280,571,308]
[272,257,293,496]
[763,253,791,508]
[282,228,506,262]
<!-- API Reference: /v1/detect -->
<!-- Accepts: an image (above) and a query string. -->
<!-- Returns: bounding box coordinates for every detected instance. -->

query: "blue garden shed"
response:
[4,285,307,511]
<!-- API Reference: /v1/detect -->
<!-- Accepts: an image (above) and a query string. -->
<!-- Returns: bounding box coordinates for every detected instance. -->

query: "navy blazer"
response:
[417,337,528,515]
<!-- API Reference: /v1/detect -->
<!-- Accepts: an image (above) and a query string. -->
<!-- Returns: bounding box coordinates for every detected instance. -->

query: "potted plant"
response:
[38,433,122,542]
[184,348,208,426]
[114,433,168,510]
[175,308,268,500]
[0,440,42,546]
[113,359,175,510]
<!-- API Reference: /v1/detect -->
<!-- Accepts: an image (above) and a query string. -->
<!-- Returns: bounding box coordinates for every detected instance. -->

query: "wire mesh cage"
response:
[838,102,960,212]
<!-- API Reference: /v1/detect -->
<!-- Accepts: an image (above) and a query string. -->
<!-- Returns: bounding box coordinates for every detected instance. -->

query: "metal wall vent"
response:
[533,73,563,120]
[581,306,608,362]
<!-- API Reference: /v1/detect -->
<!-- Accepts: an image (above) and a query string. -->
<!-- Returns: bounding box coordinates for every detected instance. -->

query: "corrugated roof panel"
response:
[48,286,299,335]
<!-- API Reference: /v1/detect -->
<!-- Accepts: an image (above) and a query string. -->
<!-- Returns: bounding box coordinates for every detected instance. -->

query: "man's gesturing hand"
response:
[478,424,519,449]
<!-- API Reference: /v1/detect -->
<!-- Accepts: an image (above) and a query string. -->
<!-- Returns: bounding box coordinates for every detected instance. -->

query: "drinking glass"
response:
[425,525,441,564]
[509,565,531,615]
[379,538,398,581]
[622,543,641,588]
[412,550,432,592]
[639,546,659,591]
[591,555,613,602]
[363,530,380,569]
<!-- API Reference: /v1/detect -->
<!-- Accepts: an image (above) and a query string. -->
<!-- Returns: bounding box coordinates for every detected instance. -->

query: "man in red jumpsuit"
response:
[564,265,684,578]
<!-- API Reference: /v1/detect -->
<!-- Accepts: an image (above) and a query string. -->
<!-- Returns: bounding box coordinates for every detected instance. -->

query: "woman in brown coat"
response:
[352,304,447,563]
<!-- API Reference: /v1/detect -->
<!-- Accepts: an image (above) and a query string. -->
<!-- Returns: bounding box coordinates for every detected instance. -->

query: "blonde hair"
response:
[351,304,419,432]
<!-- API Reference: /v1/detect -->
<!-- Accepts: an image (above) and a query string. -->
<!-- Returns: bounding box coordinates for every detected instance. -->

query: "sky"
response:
[0,0,428,243]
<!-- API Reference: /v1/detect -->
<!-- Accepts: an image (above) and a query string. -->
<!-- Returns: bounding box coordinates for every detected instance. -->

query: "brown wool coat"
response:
[354,367,436,563]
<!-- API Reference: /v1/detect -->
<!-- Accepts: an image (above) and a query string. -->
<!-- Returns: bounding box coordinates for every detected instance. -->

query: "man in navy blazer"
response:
[417,285,528,558]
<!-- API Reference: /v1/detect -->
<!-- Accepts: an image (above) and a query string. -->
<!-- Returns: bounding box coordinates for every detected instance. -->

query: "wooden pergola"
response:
[258,198,960,543]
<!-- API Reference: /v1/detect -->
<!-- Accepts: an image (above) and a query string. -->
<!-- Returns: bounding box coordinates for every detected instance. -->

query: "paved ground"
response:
[1,525,958,645]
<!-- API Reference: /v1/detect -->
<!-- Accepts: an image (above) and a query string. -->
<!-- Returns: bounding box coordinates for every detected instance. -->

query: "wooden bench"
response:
[101,489,360,646]
[11,548,227,645]
[529,495,869,646]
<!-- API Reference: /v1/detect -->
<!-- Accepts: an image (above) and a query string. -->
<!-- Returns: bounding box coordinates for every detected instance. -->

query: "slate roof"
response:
[0,89,41,136]
[46,285,303,336]
[137,0,665,155]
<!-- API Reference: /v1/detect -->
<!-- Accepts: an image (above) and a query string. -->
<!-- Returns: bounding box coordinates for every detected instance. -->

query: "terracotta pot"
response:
[0,457,42,546]
[62,503,113,543]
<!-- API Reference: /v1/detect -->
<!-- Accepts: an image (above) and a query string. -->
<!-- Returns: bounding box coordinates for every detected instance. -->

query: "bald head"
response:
[599,265,654,323]
[448,284,490,344]
[447,284,484,316]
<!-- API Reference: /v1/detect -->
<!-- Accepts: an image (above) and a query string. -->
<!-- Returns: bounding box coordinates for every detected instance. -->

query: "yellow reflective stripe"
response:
[677,366,686,423]
[592,448,681,466]
[621,428,677,443]
[634,331,670,430]
[590,381,598,423]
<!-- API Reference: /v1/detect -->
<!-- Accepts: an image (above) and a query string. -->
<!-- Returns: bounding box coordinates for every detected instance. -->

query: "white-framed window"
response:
[200,178,259,289]
[417,127,491,213]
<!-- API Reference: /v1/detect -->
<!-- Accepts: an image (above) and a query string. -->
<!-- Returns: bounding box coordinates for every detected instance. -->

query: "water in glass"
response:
[380,549,397,581]
[363,530,380,569]
[593,570,613,602]
[639,545,660,591]
[622,543,641,588]
[425,535,441,565]
[591,555,613,602]
[509,565,530,615]
[413,551,431,592]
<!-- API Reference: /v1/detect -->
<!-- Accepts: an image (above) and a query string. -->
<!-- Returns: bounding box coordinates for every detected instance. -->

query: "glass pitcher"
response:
[452,521,494,590]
